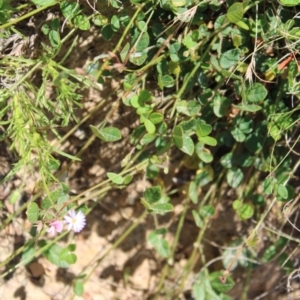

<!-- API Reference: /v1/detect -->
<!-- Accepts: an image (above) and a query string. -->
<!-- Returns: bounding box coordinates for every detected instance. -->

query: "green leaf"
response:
[144,186,162,203]
[192,210,203,228]
[279,0,300,6]
[227,168,244,188]
[189,181,198,204]
[236,20,249,30]
[268,122,281,141]
[135,31,149,52]
[139,89,152,102]
[41,24,50,35]
[159,75,175,88]
[49,30,60,47]
[48,157,60,170]
[199,205,215,218]
[101,24,114,40]
[198,151,213,163]
[277,184,288,199]
[262,245,277,262]
[32,0,56,5]
[149,113,163,124]
[196,122,212,137]
[100,127,122,142]
[73,280,84,297]
[213,94,231,117]
[42,185,69,211]
[149,202,174,214]
[60,1,80,18]
[27,202,39,223]
[210,272,235,293]
[9,190,21,205]
[231,127,246,142]
[172,125,184,148]
[111,15,120,31]
[188,101,201,116]
[93,15,108,26]
[180,135,195,156]
[148,230,170,257]
[60,247,77,264]
[120,42,130,62]
[176,100,190,116]
[227,2,243,24]
[198,136,217,146]
[73,14,90,30]
[144,119,156,134]
[41,242,70,268]
[195,167,214,187]
[90,125,122,142]
[220,49,241,69]
[21,244,36,265]
[245,83,268,103]
[140,133,157,145]
[107,172,123,184]
[233,200,254,220]
[123,175,133,185]
[263,177,277,195]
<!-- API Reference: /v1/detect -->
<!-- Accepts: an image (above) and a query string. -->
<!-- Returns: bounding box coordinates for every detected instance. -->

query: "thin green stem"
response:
[0,3,57,30]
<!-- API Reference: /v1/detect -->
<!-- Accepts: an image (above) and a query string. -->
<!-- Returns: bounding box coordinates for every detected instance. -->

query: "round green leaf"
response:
[73,15,90,30]
[220,49,241,69]
[101,24,114,40]
[159,75,175,88]
[245,83,268,103]
[238,203,254,220]
[196,122,212,137]
[144,186,162,203]
[227,168,244,188]
[231,127,246,142]
[210,271,235,293]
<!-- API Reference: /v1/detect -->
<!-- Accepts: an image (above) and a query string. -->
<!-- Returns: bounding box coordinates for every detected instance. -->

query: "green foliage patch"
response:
[0,0,299,298]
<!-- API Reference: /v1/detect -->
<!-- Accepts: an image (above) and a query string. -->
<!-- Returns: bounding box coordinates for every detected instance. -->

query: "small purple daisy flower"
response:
[64,210,86,233]
[47,220,63,236]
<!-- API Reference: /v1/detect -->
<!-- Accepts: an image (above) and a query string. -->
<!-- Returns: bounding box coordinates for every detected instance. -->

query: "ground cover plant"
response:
[0,0,300,299]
